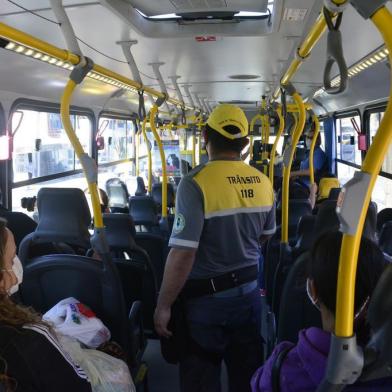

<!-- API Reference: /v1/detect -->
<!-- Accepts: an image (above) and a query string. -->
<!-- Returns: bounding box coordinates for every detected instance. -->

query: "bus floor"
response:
[145,339,229,391]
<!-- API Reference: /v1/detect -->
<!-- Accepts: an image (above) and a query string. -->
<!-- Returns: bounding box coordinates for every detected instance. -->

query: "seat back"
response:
[317,177,340,201]
[377,208,392,234]
[129,196,159,229]
[135,177,147,197]
[277,252,322,343]
[19,254,145,360]
[151,183,175,208]
[105,178,130,210]
[379,221,392,256]
[328,187,341,201]
[18,188,91,264]
[0,209,37,251]
[103,213,159,335]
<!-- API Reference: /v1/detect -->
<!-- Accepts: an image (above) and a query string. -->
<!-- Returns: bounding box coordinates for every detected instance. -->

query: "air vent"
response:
[283,8,308,22]
[229,74,260,80]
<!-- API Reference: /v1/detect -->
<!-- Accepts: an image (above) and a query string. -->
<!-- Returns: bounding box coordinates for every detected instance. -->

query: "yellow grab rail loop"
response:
[309,112,321,185]
[335,5,392,339]
[149,105,168,218]
[60,62,103,229]
[281,87,306,243]
[269,104,285,188]
[141,118,153,193]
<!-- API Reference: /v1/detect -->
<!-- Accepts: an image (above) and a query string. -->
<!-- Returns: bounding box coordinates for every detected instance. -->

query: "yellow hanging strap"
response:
[60,59,104,230]
[141,118,153,193]
[309,112,320,185]
[149,104,168,218]
[281,85,306,244]
[269,104,285,188]
[335,5,392,339]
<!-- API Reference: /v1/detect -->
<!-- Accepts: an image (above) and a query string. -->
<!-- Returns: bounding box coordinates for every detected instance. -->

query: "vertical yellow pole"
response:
[269,105,285,188]
[309,114,320,185]
[281,95,305,244]
[149,105,167,218]
[141,118,153,193]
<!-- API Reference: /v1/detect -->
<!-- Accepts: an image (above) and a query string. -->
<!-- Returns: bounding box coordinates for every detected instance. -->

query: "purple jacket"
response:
[251,327,392,392]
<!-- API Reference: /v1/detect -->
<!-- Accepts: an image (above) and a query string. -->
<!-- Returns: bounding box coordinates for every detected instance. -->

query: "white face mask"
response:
[305,138,312,149]
[8,256,23,296]
[306,279,320,310]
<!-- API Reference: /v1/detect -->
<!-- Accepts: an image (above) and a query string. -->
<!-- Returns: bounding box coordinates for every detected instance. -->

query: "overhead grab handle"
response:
[323,6,349,94]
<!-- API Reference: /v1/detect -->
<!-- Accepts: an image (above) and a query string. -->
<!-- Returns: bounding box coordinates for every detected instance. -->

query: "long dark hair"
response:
[308,230,386,343]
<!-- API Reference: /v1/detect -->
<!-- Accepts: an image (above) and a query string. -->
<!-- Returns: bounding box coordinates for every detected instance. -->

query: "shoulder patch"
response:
[173,213,186,234]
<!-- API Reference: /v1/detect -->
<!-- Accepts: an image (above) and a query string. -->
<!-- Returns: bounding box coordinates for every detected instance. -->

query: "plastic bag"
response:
[43,297,111,348]
[58,335,136,392]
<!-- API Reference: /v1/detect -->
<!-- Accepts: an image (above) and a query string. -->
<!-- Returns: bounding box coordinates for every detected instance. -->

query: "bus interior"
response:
[0,0,392,391]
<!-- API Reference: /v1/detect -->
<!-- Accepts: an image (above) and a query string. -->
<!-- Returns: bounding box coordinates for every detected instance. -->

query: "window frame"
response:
[9,98,95,189]
[364,102,392,179]
[334,109,363,169]
[97,111,137,167]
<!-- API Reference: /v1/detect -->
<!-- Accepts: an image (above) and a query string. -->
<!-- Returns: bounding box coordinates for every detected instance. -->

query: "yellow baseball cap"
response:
[207,104,249,140]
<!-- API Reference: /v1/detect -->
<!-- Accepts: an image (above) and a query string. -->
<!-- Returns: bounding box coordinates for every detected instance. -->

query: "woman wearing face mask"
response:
[290,129,327,185]
[251,230,392,391]
[0,218,92,391]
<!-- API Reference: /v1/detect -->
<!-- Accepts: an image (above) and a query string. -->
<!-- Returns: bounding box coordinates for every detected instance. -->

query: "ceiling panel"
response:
[128,0,269,16]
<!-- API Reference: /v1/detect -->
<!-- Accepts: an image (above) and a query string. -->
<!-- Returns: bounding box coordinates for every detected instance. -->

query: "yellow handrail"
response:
[272,2,348,99]
[192,133,196,167]
[281,93,306,244]
[61,80,103,228]
[269,105,285,188]
[0,22,190,110]
[141,118,153,193]
[149,105,168,218]
[309,113,320,185]
[335,6,392,338]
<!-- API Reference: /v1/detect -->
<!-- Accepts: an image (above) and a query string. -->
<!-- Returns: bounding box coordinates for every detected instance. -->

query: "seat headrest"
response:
[318,177,340,200]
[103,213,136,250]
[379,221,392,256]
[129,196,159,226]
[35,188,91,247]
[377,208,392,233]
[135,177,147,197]
[105,178,130,208]
[151,183,176,207]
[328,187,341,201]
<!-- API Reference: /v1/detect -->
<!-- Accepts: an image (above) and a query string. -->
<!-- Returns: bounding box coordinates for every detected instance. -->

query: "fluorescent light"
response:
[149,13,180,19]
[234,11,269,17]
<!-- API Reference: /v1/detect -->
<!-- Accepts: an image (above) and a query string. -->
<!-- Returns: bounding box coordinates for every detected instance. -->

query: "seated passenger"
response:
[0,218,92,391]
[252,230,391,391]
[290,128,327,185]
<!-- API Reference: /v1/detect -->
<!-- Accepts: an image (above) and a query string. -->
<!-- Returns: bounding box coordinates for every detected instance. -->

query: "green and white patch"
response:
[173,213,186,234]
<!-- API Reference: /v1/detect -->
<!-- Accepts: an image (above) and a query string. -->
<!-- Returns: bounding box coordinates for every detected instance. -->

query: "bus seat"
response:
[276,200,313,238]
[377,208,392,234]
[264,231,281,307]
[379,221,392,257]
[135,177,147,197]
[359,264,392,383]
[291,215,316,259]
[19,254,147,369]
[151,183,176,209]
[19,188,91,263]
[277,252,322,343]
[103,213,158,335]
[317,177,340,201]
[0,209,37,251]
[105,178,130,213]
[328,187,341,201]
[129,196,160,231]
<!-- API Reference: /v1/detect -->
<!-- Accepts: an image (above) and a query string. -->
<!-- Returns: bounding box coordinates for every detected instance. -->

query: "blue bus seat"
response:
[151,183,175,209]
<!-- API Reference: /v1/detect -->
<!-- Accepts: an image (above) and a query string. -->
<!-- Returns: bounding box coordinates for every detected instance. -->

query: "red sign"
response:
[195,36,216,42]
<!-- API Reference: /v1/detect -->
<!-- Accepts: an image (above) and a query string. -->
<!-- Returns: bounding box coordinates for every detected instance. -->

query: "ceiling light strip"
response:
[313,45,389,98]
[0,22,193,110]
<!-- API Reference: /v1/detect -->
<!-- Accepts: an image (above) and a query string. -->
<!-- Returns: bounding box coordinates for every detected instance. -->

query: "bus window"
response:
[368,110,392,210]
[335,114,362,185]
[11,109,92,213]
[319,121,326,150]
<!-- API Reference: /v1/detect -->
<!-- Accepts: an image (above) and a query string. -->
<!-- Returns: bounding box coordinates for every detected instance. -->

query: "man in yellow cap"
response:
[154,104,276,391]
